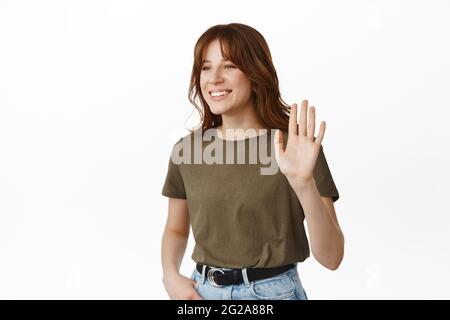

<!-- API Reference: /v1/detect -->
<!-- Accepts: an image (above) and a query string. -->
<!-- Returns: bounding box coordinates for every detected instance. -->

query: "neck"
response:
[217,102,265,139]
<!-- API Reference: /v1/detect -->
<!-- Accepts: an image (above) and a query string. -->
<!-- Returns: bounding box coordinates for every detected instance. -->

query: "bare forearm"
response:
[161,228,203,300]
[161,230,189,279]
[290,178,344,270]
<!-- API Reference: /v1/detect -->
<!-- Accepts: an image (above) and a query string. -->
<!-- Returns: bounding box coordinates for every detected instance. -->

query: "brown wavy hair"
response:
[187,23,291,135]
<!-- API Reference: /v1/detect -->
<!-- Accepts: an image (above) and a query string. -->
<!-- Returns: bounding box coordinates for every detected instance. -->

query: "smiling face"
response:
[200,39,254,117]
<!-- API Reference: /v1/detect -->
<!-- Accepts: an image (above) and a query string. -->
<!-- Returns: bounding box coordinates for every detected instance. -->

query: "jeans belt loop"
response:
[201,265,206,283]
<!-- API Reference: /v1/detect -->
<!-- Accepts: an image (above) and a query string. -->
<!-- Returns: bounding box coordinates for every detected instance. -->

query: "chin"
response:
[209,105,232,115]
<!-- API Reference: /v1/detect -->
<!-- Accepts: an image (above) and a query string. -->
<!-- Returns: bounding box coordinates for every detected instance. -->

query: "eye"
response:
[201,64,236,71]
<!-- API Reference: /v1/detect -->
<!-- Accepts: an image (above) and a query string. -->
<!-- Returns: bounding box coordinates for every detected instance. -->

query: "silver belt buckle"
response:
[207,267,225,287]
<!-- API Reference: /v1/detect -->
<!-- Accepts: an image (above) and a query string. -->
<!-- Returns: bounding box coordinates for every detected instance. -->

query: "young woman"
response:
[161,23,344,300]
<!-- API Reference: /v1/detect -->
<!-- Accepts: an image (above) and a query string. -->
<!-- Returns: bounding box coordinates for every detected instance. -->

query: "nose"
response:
[208,67,224,84]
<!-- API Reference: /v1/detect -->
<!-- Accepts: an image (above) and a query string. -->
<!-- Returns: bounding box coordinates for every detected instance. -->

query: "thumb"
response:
[274,129,285,165]
[192,292,204,300]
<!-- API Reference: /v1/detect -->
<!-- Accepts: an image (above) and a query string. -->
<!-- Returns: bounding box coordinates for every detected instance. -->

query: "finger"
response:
[289,103,298,135]
[275,129,285,152]
[299,100,308,136]
[273,129,284,163]
[273,129,285,164]
[307,106,315,140]
[315,121,326,145]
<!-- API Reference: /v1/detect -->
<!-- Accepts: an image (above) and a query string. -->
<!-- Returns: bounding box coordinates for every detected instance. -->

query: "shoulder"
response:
[168,128,203,162]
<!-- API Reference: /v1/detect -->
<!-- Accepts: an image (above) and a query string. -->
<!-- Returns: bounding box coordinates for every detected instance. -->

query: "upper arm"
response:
[164,197,190,237]
[321,196,341,229]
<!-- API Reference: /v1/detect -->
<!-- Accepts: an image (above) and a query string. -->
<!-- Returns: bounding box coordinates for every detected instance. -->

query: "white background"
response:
[0,0,449,299]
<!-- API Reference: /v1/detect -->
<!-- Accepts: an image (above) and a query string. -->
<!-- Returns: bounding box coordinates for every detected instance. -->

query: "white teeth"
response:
[210,90,231,97]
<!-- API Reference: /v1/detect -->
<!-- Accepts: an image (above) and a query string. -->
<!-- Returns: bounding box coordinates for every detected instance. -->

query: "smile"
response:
[209,90,232,97]
[209,90,232,100]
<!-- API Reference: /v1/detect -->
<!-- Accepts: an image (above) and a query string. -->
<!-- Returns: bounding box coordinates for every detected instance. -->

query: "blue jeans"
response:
[190,263,308,300]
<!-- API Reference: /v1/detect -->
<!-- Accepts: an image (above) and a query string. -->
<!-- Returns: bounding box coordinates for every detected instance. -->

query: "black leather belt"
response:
[196,263,295,287]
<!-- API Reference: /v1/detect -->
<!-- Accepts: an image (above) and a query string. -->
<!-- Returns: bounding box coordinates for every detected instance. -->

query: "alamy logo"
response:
[170,128,280,175]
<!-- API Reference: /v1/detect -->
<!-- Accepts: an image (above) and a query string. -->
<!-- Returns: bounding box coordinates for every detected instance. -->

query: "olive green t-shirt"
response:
[161,128,339,269]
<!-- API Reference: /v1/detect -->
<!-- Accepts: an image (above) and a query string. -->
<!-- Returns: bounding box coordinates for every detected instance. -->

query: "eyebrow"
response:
[201,59,231,64]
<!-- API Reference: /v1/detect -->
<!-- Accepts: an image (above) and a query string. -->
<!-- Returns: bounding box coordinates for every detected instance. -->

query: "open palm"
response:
[274,100,326,184]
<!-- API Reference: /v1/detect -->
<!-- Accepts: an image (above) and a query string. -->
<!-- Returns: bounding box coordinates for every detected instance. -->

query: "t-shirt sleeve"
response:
[313,145,340,202]
[161,140,187,199]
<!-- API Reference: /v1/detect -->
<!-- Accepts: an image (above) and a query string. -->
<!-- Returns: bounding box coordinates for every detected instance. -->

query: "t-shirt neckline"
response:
[215,127,270,142]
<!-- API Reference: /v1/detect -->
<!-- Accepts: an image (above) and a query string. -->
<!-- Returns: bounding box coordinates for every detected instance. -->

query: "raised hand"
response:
[274,100,326,186]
